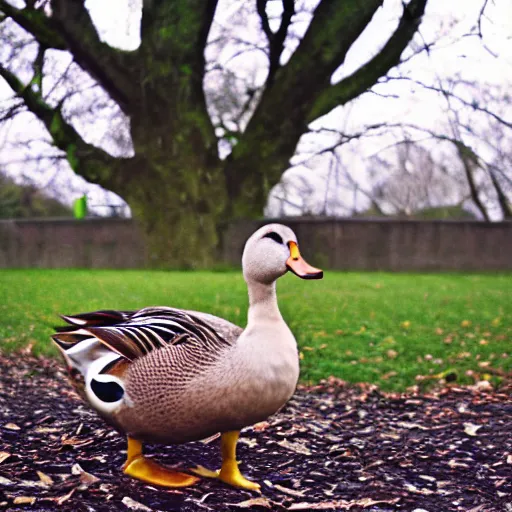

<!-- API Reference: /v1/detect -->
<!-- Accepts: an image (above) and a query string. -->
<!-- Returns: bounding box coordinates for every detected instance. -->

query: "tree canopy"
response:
[0,171,72,218]
[0,0,469,266]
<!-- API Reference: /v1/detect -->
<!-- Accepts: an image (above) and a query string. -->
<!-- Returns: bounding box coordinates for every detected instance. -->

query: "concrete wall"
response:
[222,218,512,271]
[0,217,511,270]
[0,218,146,269]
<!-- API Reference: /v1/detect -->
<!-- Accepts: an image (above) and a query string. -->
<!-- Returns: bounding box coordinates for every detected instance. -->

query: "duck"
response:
[52,224,323,491]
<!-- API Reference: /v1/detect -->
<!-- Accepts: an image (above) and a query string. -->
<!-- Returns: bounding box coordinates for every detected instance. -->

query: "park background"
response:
[0,2,511,511]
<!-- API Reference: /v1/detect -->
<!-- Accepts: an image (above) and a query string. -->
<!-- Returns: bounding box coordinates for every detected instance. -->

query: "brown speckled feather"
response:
[53,307,236,362]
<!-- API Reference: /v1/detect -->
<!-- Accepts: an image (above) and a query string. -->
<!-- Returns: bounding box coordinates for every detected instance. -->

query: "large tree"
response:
[0,0,428,266]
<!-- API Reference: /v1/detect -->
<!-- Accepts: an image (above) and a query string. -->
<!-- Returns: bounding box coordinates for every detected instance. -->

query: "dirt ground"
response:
[0,355,510,512]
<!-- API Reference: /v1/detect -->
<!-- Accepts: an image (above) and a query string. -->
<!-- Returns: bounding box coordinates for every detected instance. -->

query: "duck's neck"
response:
[246,280,283,326]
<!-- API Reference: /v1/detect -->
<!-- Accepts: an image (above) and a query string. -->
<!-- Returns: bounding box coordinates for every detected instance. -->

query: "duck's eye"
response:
[262,232,283,244]
[91,379,124,403]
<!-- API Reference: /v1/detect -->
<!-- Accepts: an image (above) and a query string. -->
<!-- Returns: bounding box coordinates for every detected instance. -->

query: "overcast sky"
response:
[0,0,510,218]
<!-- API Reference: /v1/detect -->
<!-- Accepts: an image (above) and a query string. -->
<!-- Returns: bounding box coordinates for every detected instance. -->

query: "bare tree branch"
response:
[308,0,427,122]
[0,1,66,49]
[0,100,24,123]
[30,44,46,95]
[387,76,512,130]
[257,0,295,85]
[454,141,490,221]
[488,167,512,219]
[473,0,498,58]
[256,0,273,43]
[225,0,388,208]
[0,61,128,190]
[0,0,137,113]
[48,0,137,113]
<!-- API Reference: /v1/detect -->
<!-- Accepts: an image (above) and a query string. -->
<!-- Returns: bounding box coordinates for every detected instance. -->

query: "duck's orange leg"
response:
[191,431,260,491]
[123,437,199,488]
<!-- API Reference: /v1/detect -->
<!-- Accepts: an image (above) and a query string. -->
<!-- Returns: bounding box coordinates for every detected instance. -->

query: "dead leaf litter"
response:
[0,356,510,511]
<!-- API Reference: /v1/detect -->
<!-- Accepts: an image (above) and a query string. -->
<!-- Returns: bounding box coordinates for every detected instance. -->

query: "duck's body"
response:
[52,224,322,490]
[86,307,298,445]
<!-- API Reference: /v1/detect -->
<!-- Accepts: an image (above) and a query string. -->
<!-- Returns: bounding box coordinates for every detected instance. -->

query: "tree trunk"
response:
[120,117,226,268]
[129,186,223,269]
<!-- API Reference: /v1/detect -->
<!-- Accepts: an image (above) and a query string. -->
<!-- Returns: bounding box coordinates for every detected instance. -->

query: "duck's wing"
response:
[185,310,244,342]
[52,307,235,363]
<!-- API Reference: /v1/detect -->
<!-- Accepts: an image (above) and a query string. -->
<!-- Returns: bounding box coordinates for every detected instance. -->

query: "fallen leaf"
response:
[0,452,10,464]
[62,436,94,447]
[80,470,100,487]
[35,427,61,434]
[463,423,482,436]
[273,484,306,497]
[277,439,312,456]
[386,349,398,359]
[397,422,429,431]
[13,496,36,505]
[230,497,273,508]
[380,432,401,440]
[71,463,100,487]
[36,471,54,486]
[448,459,470,468]
[71,463,85,475]
[252,421,270,432]
[239,438,258,448]
[404,482,434,495]
[461,320,471,327]
[0,476,13,486]
[4,423,20,431]
[289,498,400,510]
[122,496,152,511]
[56,488,76,505]
[400,321,411,329]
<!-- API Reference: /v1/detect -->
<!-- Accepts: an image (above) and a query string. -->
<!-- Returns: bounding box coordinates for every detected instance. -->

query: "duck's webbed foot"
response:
[190,431,261,491]
[123,437,199,488]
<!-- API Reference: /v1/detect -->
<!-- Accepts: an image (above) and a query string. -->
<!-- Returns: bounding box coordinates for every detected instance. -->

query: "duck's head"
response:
[242,224,323,284]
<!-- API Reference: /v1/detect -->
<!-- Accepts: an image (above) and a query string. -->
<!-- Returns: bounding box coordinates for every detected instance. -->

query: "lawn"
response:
[0,269,510,391]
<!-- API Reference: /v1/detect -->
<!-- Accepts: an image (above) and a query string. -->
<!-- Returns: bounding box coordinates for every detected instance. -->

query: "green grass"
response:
[0,269,510,391]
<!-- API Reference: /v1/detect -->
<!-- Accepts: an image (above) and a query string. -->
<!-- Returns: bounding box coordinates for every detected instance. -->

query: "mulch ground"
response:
[0,355,510,512]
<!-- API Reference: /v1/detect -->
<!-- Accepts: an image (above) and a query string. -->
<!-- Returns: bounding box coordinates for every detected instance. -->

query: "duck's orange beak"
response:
[286,242,323,280]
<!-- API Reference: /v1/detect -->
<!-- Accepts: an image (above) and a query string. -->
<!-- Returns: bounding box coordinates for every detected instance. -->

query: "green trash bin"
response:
[73,195,87,219]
